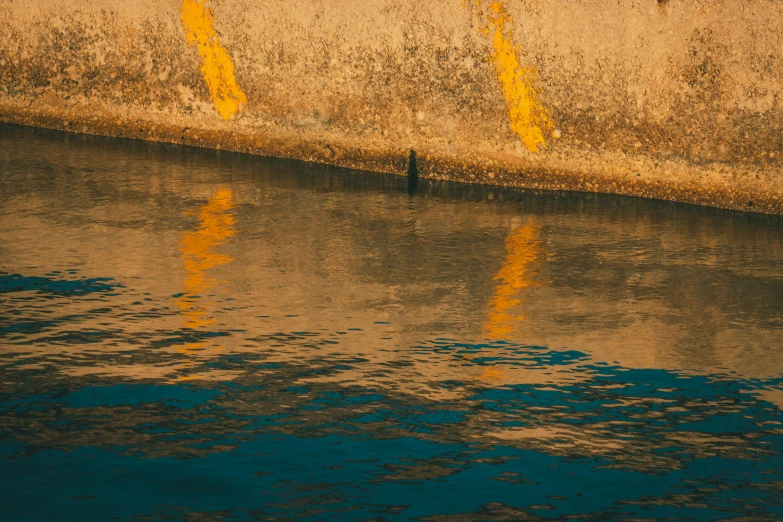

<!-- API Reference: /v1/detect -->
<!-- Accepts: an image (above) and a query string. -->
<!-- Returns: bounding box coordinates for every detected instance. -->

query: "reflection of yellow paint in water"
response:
[485,222,540,339]
[181,0,247,120]
[177,188,236,351]
[478,365,508,382]
[473,1,553,153]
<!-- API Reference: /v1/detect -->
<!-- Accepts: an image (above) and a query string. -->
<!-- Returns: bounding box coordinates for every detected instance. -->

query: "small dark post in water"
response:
[406,149,418,195]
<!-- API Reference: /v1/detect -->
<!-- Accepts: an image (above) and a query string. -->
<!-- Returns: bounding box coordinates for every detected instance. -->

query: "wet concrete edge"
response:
[2,103,781,216]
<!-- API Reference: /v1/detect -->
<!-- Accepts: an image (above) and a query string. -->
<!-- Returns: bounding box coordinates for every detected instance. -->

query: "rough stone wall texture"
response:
[1,0,782,214]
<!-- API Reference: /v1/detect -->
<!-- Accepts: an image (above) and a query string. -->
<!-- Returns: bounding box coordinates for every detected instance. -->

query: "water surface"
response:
[1,123,782,521]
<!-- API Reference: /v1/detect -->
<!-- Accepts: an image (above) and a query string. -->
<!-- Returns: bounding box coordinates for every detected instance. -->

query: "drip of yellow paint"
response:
[176,187,236,333]
[181,0,248,120]
[485,222,540,339]
[477,1,553,153]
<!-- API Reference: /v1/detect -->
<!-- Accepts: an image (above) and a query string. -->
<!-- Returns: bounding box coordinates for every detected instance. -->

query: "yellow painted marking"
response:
[181,0,247,120]
[472,1,553,153]
[484,221,540,339]
[175,188,236,377]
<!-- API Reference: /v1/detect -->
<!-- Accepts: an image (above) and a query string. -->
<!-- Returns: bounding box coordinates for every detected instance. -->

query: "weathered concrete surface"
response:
[1,0,782,214]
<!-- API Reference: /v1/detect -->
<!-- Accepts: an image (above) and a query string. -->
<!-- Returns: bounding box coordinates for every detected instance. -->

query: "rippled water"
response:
[1,123,782,521]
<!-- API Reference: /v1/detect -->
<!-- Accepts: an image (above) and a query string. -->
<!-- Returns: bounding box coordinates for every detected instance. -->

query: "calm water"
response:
[1,123,782,521]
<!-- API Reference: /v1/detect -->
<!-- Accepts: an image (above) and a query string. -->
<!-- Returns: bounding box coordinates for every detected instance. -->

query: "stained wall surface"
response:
[1,0,782,213]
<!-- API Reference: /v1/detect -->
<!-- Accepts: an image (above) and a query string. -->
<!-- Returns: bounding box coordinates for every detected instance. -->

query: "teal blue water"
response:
[1,123,782,521]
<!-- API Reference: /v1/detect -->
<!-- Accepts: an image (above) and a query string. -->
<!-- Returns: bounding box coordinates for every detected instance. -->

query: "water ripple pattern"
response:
[1,123,782,521]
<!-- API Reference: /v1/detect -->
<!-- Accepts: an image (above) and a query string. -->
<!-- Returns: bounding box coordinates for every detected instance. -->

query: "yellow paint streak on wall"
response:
[176,187,237,334]
[484,222,540,339]
[475,1,553,153]
[181,0,247,120]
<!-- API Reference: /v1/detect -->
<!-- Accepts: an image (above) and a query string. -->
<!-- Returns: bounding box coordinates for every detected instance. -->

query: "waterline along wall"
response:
[1,0,782,214]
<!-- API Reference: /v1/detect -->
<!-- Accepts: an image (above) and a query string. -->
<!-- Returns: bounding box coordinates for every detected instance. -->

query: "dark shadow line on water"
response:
[1,122,781,227]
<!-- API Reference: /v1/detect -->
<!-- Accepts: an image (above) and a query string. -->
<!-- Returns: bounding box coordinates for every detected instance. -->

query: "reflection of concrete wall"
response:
[1,0,782,214]
[2,126,782,393]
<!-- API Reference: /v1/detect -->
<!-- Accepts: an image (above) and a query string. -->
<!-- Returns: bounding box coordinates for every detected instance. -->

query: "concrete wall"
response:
[1,0,782,214]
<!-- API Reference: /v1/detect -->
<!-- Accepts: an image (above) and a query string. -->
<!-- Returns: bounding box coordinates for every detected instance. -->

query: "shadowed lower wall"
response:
[1,0,782,214]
